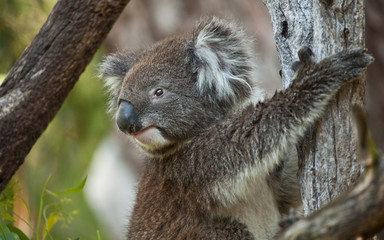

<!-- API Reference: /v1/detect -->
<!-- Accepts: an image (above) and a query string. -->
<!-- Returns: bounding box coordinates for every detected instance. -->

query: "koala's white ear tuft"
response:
[192,17,256,103]
[99,52,141,114]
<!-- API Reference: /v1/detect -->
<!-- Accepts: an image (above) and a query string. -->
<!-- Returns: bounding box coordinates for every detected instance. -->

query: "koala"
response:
[99,17,372,240]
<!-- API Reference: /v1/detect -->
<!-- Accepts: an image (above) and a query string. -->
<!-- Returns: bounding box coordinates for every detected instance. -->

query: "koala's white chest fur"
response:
[213,171,281,239]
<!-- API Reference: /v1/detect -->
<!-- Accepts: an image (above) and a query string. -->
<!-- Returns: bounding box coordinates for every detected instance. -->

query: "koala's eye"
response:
[149,88,166,101]
[154,88,164,97]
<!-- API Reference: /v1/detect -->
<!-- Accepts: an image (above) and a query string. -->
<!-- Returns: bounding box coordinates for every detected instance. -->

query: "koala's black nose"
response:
[116,101,142,134]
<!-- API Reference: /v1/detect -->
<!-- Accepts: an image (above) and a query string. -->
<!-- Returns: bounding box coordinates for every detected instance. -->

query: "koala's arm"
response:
[246,48,371,169]
[193,48,372,181]
[241,48,371,170]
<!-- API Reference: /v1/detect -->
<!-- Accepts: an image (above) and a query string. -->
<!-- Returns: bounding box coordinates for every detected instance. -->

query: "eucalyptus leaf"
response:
[54,177,87,196]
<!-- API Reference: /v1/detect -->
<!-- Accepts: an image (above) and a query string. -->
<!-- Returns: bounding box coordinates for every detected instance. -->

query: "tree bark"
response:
[275,106,384,239]
[0,0,130,191]
[262,0,365,215]
[277,144,384,240]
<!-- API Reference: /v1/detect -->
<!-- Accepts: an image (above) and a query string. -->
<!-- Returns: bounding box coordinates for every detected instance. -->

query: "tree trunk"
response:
[262,0,365,215]
[0,0,130,191]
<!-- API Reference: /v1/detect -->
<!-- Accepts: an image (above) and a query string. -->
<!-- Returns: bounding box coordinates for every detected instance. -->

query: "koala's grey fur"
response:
[99,17,372,240]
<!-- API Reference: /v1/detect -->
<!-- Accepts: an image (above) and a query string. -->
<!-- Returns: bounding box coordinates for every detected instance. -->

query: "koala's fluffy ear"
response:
[191,17,256,103]
[99,51,141,114]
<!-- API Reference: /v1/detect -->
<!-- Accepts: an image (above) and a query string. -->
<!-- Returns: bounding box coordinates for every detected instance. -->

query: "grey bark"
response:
[0,0,131,191]
[262,0,365,215]
[278,144,384,240]
[275,106,384,239]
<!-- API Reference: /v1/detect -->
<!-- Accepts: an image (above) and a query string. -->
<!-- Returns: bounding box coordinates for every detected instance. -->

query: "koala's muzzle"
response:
[116,101,142,134]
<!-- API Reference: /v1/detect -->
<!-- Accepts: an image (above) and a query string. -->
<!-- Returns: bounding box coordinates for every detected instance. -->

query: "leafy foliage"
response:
[0,180,18,223]
[0,177,89,240]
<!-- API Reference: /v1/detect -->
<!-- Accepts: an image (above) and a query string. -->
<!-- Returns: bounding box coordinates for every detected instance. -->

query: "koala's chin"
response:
[130,127,181,159]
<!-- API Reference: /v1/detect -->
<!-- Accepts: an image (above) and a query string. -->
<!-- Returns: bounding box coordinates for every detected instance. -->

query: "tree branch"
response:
[277,107,384,240]
[0,0,130,191]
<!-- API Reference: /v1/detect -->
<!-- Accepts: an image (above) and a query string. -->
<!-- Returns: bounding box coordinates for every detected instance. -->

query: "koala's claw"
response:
[298,46,315,65]
[292,47,315,72]
[291,61,301,72]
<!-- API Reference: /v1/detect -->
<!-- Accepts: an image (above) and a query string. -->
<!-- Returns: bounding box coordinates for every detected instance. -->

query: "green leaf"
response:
[0,180,16,223]
[0,223,10,235]
[5,225,28,240]
[1,212,15,223]
[43,215,58,239]
[20,199,31,222]
[36,175,52,240]
[0,224,20,240]
[0,232,20,240]
[54,177,87,196]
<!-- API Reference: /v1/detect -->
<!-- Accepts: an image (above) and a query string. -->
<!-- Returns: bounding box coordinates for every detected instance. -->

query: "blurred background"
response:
[1,0,383,239]
[0,0,280,239]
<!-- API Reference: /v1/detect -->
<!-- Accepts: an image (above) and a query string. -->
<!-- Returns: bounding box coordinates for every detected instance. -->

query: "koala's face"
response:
[100,17,262,158]
[116,36,227,156]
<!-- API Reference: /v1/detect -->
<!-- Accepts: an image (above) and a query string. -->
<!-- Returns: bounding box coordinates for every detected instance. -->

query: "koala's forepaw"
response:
[292,47,373,87]
[332,48,374,80]
[338,48,373,67]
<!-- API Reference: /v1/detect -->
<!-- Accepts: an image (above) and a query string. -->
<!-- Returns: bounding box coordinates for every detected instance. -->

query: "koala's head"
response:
[100,17,264,158]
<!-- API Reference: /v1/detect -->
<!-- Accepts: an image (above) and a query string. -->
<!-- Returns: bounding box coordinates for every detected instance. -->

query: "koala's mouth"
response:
[132,126,170,147]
